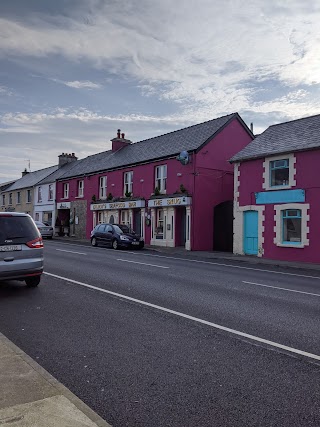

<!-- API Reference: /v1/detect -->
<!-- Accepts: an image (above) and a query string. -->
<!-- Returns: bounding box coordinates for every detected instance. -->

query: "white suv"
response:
[0,212,44,287]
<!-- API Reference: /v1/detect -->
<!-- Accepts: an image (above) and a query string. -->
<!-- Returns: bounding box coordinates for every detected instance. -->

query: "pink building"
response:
[56,113,253,251]
[231,113,320,263]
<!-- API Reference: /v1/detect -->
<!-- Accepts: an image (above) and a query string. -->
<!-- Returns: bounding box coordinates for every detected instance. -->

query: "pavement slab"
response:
[0,333,111,427]
[0,395,99,427]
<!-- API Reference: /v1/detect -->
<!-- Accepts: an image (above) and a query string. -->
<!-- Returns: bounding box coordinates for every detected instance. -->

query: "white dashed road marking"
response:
[44,271,320,362]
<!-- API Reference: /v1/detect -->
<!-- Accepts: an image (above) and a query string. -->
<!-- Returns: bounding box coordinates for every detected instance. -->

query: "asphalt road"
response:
[1,240,320,426]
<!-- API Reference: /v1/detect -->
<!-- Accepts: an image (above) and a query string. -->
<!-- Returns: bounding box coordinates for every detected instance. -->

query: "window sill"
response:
[276,243,304,249]
[75,196,84,199]
[265,185,292,191]
[61,198,69,200]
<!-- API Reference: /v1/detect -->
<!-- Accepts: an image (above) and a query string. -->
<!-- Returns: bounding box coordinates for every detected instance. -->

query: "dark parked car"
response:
[91,223,144,250]
[0,212,44,287]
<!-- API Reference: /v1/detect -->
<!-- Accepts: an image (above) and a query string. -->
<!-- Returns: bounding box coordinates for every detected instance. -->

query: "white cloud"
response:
[63,80,102,89]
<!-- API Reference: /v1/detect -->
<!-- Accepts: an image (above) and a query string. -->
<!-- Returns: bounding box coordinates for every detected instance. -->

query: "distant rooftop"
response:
[5,165,58,191]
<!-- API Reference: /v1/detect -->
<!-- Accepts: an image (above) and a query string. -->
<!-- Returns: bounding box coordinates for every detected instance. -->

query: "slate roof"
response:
[59,113,244,180]
[37,161,79,185]
[0,180,16,191]
[230,113,320,162]
[5,165,58,191]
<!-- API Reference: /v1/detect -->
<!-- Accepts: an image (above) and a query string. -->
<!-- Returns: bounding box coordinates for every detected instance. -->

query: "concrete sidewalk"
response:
[0,333,111,427]
[52,236,320,274]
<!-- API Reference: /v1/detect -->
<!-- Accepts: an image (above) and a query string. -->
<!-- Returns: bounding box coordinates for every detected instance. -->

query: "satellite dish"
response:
[176,150,189,165]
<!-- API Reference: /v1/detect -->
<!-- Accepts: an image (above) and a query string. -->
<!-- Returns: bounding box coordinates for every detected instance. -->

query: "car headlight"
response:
[120,235,129,241]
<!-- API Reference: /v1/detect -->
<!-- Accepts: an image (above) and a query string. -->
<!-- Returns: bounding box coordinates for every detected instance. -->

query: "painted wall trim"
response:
[234,202,265,257]
[273,203,310,248]
[262,153,296,191]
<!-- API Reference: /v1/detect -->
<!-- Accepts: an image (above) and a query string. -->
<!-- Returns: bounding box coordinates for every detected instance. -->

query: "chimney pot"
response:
[117,129,121,138]
[121,133,125,139]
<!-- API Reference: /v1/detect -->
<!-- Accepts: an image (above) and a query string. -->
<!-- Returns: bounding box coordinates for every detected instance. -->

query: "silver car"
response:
[0,213,44,287]
[35,221,54,239]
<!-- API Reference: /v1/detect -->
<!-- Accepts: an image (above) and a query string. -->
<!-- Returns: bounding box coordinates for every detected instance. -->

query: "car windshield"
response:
[117,225,135,234]
[0,216,39,244]
[35,221,46,227]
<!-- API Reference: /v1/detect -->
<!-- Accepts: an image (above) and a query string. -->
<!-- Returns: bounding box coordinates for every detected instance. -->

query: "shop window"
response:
[77,180,84,197]
[16,192,21,204]
[121,210,130,226]
[26,189,32,203]
[155,209,164,239]
[98,212,104,224]
[124,171,133,196]
[274,203,309,248]
[282,209,301,244]
[155,165,167,194]
[63,183,69,199]
[99,176,107,199]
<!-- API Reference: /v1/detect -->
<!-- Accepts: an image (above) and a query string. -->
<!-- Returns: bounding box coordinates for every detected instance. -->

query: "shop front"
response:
[148,196,192,250]
[90,199,146,239]
[56,201,71,236]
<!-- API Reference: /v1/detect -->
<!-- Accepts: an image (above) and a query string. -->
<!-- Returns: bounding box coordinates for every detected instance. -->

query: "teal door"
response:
[243,211,258,255]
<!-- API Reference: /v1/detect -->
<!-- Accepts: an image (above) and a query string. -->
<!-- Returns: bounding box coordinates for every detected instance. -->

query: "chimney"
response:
[111,129,132,152]
[58,152,78,168]
[22,168,29,177]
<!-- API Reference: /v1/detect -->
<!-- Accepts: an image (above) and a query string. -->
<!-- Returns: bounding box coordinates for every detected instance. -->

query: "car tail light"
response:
[26,237,44,248]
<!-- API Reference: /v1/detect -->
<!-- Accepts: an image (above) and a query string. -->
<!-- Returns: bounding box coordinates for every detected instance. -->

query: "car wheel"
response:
[91,237,98,247]
[112,239,118,250]
[25,276,41,287]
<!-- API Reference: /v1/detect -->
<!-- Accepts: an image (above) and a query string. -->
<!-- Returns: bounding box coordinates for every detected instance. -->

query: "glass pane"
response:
[283,217,301,242]
[271,167,289,186]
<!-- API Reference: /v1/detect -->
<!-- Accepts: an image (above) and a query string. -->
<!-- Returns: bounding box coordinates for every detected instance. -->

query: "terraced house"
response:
[1,166,58,215]
[56,113,253,250]
[231,113,320,263]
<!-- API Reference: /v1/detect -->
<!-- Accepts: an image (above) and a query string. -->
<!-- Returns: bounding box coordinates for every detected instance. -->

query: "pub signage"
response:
[90,199,145,211]
[148,196,191,208]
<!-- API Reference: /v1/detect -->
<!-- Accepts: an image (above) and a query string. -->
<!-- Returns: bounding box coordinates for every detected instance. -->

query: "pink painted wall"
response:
[192,118,253,250]
[238,150,320,263]
[57,116,253,249]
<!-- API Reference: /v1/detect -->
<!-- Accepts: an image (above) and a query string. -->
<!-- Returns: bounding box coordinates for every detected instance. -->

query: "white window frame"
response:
[263,154,296,191]
[48,184,54,201]
[99,176,107,199]
[9,193,12,205]
[16,192,21,204]
[77,180,84,198]
[120,210,130,226]
[26,189,31,203]
[97,211,104,224]
[38,186,42,203]
[1,194,5,206]
[274,203,309,248]
[63,183,69,199]
[155,165,167,194]
[124,171,133,196]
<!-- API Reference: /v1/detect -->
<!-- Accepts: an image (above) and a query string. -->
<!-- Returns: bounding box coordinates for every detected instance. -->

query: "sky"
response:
[0,0,319,183]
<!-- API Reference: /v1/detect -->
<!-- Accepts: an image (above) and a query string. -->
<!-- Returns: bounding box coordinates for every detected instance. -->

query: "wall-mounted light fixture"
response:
[177,173,182,177]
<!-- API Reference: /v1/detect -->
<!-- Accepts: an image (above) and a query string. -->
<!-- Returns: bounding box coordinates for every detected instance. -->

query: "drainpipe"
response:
[191,151,197,251]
